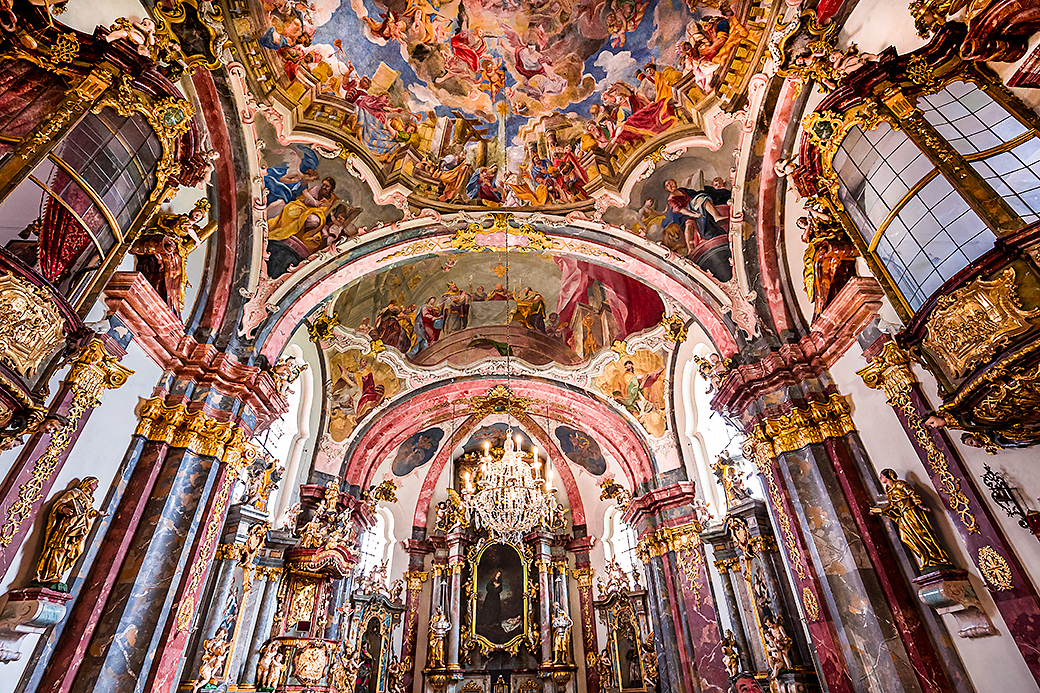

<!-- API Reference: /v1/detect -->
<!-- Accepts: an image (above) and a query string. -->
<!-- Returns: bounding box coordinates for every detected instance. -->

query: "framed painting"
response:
[466,539,533,655]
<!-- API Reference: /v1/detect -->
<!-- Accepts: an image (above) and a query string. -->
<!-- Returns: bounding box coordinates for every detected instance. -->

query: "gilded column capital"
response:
[856,341,916,404]
[569,568,594,589]
[134,397,258,468]
[749,392,855,459]
[67,338,134,404]
[404,570,429,592]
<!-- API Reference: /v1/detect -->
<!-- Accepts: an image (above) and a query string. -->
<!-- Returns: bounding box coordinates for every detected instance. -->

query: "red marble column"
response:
[400,538,432,692]
[626,484,733,693]
[0,336,129,577]
[861,338,1040,685]
[567,539,599,693]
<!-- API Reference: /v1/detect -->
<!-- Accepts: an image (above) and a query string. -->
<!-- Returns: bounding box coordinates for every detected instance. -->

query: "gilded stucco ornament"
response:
[0,272,66,378]
[857,342,981,534]
[923,268,1040,379]
[598,477,632,511]
[977,545,1013,590]
[659,314,688,343]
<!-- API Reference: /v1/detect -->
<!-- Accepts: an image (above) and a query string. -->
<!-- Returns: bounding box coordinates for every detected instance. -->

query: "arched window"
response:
[830,79,1040,311]
[603,506,640,575]
[356,507,396,578]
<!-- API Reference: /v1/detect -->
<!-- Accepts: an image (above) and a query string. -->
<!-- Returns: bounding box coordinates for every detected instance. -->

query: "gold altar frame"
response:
[358,607,393,692]
[465,538,534,656]
[605,601,650,693]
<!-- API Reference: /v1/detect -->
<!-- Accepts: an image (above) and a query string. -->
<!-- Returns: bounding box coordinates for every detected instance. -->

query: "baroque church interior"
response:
[3,0,1040,690]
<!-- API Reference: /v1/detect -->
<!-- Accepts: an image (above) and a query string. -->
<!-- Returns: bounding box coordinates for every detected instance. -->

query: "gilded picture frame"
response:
[356,608,391,693]
[607,602,649,693]
[465,539,534,656]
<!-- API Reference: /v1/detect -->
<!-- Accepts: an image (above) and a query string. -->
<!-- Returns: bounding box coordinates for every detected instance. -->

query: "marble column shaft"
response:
[714,562,753,672]
[535,534,552,668]
[242,572,280,685]
[183,556,238,682]
[569,549,599,693]
[656,532,730,693]
[33,434,173,693]
[446,531,464,669]
[642,555,687,692]
[767,433,953,693]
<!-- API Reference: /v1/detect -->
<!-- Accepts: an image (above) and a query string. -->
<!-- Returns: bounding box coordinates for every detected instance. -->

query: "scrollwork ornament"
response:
[977,546,1013,591]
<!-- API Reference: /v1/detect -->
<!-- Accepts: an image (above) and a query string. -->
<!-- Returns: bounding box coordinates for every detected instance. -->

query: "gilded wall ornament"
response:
[0,340,131,548]
[0,272,66,378]
[977,546,1013,591]
[857,342,981,534]
[923,268,1040,379]
[293,642,330,685]
[802,587,820,622]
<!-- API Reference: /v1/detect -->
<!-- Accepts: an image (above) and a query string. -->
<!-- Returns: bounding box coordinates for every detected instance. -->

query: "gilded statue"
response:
[130,200,214,313]
[870,469,952,571]
[722,629,741,677]
[192,627,231,693]
[427,607,450,669]
[386,655,410,693]
[34,477,102,590]
[798,208,858,318]
[551,601,573,665]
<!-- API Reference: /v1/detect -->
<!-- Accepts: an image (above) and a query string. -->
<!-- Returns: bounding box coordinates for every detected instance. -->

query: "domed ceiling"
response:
[228,0,777,211]
[219,0,779,488]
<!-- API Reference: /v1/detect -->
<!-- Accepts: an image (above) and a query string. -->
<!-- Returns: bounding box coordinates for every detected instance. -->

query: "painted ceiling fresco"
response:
[329,251,666,364]
[234,0,772,209]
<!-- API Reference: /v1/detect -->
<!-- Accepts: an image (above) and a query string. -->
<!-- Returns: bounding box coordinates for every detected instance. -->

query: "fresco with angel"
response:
[250,0,762,207]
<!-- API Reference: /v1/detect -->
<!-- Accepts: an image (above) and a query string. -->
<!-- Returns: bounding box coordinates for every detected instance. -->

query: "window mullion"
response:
[881,89,1023,236]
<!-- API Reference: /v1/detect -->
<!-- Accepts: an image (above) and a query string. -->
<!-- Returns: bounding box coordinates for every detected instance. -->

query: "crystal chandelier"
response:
[462,431,554,544]
[458,226,555,543]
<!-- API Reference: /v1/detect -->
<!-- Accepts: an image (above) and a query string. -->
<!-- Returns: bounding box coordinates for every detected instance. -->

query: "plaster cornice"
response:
[712,277,884,419]
[103,272,287,431]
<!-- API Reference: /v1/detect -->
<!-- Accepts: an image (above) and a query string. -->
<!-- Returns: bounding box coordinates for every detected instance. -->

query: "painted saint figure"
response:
[664,178,725,257]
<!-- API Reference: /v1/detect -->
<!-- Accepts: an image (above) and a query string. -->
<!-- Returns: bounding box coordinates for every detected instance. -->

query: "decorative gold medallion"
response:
[977,546,1014,591]
[802,587,820,621]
